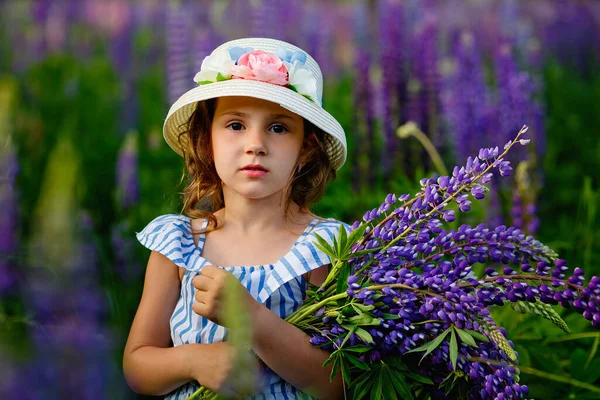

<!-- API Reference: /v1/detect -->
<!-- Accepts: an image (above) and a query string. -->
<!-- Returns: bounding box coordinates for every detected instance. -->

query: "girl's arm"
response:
[251,264,344,400]
[123,251,240,395]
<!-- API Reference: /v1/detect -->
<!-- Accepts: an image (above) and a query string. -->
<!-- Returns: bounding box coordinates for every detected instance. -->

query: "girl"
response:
[123,38,348,399]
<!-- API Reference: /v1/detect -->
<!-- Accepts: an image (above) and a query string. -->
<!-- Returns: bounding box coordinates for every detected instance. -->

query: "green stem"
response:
[519,366,600,394]
[397,121,449,176]
[360,126,527,251]
[542,332,600,344]
[286,292,348,325]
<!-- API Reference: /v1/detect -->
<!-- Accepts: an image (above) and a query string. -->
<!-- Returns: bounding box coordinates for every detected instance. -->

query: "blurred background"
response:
[0,0,599,398]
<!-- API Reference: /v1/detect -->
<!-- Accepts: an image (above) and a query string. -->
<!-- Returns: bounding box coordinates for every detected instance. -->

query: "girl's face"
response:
[211,96,305,202]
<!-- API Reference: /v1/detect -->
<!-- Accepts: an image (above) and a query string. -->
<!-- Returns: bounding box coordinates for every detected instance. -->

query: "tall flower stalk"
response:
[0,78,18,295]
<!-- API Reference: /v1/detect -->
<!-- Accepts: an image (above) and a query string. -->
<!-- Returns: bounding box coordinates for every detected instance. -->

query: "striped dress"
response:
[136,213,347,399]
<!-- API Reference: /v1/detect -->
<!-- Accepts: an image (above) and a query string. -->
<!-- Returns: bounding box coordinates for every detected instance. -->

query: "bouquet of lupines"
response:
[192,126,600,399]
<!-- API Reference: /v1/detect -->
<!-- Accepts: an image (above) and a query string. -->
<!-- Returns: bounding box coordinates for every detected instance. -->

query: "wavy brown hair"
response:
[177,98,336,232]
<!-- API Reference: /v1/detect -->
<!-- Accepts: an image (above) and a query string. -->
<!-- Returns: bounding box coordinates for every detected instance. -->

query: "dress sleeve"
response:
[135,213,203,270]
[255,218,350,304]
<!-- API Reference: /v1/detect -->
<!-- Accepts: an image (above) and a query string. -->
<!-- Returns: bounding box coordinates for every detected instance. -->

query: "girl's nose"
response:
[244,129,267,156]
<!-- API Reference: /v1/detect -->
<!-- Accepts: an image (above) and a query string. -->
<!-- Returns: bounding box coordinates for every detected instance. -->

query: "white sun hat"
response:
[162,37,347,170]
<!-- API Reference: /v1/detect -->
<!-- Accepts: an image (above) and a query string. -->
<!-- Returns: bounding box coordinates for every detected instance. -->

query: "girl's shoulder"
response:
[135,213,197,270]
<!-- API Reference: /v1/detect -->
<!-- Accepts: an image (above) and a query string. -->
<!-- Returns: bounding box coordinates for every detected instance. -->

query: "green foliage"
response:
[2,25,600,400]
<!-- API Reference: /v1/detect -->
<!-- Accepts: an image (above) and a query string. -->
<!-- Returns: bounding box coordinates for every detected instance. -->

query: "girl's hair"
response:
[177,98,336,232]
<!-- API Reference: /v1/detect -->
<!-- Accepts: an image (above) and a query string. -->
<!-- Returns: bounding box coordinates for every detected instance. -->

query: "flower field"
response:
[0,1,599,399]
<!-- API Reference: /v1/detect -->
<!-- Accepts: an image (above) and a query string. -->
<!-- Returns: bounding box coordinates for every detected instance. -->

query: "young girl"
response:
[123,38,348,399]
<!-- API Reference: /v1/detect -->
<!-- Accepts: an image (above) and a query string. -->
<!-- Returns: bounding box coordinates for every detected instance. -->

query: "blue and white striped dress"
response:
[136,213,346,399]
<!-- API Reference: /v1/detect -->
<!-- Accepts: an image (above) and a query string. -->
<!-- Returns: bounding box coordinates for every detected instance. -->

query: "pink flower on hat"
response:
[231,50,289,86]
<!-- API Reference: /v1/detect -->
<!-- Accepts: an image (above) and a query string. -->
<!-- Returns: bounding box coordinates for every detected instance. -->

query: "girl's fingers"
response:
[200,265,221,278]
[192,275,213,291]
[192,300,212,315]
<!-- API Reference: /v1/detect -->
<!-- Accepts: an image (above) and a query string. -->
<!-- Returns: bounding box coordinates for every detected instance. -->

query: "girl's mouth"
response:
[241,164,269,178]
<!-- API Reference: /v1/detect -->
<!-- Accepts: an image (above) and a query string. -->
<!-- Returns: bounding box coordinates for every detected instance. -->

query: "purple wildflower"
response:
[442,31,496,163]
[408,11,441,148]
[115,131,139,211]
[0,140,18,294]
[290,129,600,399]
[166,0,192,104]
[378,0,407,180]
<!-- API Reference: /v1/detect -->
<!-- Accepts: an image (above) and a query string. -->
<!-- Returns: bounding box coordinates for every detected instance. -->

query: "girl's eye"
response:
[227,122,245,131]
[269,124,289,134]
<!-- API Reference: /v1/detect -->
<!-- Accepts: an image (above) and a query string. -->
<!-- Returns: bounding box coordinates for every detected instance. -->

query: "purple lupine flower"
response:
[115,131,139,211]
[378,0,407,180]
[250,0,276,38]
[274,0,302,43]
[441,30,495,163]
[351,1,376,191]
[294,129,600,398]
[224,0,253,39]
[166,0,192,104]
[407,9,442,155]
[22,140,116,398]
[111,1,140,133]
[494,40,538,164]
[544,1,599,75]
[191,3,219,74]
[301,2,333,78]
[31,0,52,58]
[111,220,141,282]
[0,140,18,294]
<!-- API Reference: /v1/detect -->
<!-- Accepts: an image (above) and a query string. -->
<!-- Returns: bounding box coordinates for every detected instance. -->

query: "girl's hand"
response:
[191,265,260,326]
[191,342,261,396]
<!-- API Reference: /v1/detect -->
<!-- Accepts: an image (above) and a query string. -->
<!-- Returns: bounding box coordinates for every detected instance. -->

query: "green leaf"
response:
[387,368,414,400]
[346,353,370,370]
[354,327,374,344]
[197,80,213,85]
[449,328,458,370]
[336,262,350,295]
[465,329,490,343]
[351,371,375,400]
[332,232,339,257]
[340,356,352,384]
[381,313,401,320]
[322,350,338,368]
[345,345,372,353]
[370,370,383,400]
[337,224,348,257]
[216,72,229,82]
[346,223,369,253]
[329,353,340,382]
[348,315,382,326]
[352,303,376,312]
[455,327,477,347]
[405,327,451,363]
[348,247,383,257]
[404,372,434,385]
[381,368,399,400]
[383,356,407,371]
[585,334,600,370]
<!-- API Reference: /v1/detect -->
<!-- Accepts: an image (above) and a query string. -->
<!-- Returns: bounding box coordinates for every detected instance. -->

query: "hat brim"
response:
[163,79,347,170]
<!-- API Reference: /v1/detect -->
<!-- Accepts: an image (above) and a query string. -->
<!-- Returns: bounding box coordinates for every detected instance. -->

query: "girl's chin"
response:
[224,186,286,201]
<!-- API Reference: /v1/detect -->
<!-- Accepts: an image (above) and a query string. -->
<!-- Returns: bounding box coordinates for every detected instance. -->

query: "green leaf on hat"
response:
[216,73,230,82]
